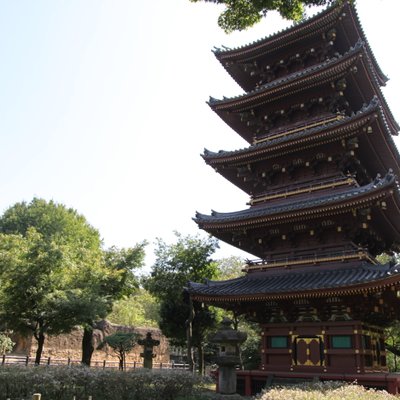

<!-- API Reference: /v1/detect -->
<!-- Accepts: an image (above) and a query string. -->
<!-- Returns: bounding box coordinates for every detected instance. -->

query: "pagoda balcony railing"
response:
[253,114,345,145]
[249,175,356,205]
[244,248,377,271]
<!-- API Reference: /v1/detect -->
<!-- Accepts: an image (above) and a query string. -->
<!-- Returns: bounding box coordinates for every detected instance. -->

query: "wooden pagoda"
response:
[189,1,400,395]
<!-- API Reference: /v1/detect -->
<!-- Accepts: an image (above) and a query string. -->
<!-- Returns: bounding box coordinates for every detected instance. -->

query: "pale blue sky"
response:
[0,0,399,266]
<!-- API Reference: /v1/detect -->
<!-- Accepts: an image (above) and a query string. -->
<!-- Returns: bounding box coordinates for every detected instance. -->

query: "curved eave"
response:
[189,270,400,303]
[194,174,398,230]
[209,44,363,112]
[204,99,378,165]
[201,102,400,197]
[214,1,387,89]
[362,108,400,178]
[209,43,398,141]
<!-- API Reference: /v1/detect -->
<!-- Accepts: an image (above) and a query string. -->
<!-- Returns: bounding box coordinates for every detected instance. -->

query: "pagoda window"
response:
[330,335,352,349]
[269,336,289,349]
[362,335,371,350]
[364,355,373,367]
[293,224,307,232]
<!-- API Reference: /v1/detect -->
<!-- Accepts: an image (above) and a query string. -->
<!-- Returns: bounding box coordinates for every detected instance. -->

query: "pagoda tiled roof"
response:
[208,41,364,109]
[213,1,387,88]
[209,41,382,110]
[208,39,399,138]
[204,97,396,164]
[188,261,400,302]
[194,172,397,227]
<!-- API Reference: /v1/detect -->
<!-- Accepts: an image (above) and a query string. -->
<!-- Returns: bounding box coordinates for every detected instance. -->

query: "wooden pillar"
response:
[387,379,399,395]
[244,374,252,396]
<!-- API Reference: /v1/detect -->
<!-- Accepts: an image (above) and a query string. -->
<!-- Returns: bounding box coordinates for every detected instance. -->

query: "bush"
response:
[256,381,397,400]
[0,365,209,400]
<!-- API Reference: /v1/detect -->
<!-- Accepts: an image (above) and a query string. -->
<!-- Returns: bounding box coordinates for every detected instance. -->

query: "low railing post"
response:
[47,357,51,366]
[25,355,29,366]
[103,360,106,369]
[2,354,5,365]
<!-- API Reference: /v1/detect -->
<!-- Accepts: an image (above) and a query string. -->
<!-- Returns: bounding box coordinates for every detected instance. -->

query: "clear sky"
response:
[0,0,399,268]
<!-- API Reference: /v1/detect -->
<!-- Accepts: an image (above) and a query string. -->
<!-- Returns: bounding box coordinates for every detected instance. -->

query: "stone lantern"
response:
[209,318,247,395]
[138,332,160,369]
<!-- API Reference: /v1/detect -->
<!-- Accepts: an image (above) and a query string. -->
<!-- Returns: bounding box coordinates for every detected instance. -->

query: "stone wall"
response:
[12,320,170,364]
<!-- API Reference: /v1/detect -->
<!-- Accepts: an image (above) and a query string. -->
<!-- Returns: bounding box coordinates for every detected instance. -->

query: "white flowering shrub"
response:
[256,381,398,400]
[0,365,208,400]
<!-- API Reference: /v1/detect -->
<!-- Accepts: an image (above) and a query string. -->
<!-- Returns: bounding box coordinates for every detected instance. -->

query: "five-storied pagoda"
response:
[188,1,400,395]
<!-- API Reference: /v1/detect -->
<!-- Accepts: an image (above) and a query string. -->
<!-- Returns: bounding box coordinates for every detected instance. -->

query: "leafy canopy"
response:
[190,0,337,32]
[107,289,160,328]
[0,198,125,364]
[103,244,147,300]
[146,232,219,301]
[98,332,140,354]
[98,331,140,370]
[145,233,219,350]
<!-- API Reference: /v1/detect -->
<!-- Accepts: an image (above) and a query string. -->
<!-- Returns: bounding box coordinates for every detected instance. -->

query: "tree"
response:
[217,256,245,280]
[385,322,400,372]
[0,333,14,355]
[144,232,219,374]
[190,0,337,32]
[0,198,110,364]
[107,288,160,328]
[98,331,140,370]
[81,243,146,366]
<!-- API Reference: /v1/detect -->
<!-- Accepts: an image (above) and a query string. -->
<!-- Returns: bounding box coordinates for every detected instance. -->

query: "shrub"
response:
[0,365,208,400]
[256,381,398,400]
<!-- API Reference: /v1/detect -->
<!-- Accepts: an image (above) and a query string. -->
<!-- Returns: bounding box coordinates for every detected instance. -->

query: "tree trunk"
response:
[81,326,94,366]
[186,297,195,372]
[118,350,124,371]
[197,344,205,375]
[35,331,45,365]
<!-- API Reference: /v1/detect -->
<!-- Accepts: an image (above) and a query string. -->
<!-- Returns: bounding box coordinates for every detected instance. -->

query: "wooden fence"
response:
[1,354,188,370]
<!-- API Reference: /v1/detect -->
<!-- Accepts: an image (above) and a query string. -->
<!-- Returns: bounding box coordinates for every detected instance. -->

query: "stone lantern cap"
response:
[209,318,247,345]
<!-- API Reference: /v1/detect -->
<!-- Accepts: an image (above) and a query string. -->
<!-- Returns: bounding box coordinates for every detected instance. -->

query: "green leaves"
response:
[104,243,147,298]
[99,331,140,353]
[145,232,219,359]
[98,332,141,370]
[147,232,219,301]
[0,334,14,355]
[108,289,160,328]
[191,0,336,32]
[0,198,148,365]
